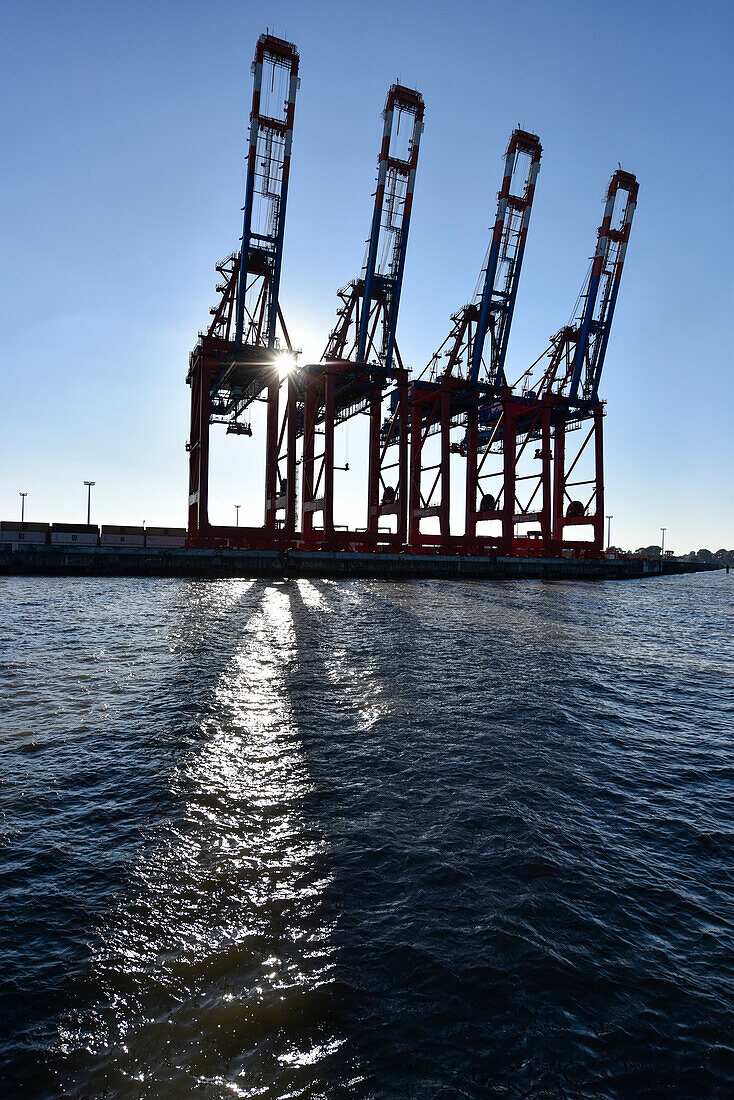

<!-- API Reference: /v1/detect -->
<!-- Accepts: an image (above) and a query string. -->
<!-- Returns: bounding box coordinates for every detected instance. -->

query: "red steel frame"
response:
[464,395,553,556]
[298,363,411,551]
[408,381,456,550]
[264,371,298,543]
[300,365,338,547]
[407,389,604,557]
[367,371,410,546]
[552,402,605,555]
[187,338,298,549]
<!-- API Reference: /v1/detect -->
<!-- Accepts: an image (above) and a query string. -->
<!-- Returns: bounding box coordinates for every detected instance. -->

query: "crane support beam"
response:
[551,403,605,554]
[367,372,410,546]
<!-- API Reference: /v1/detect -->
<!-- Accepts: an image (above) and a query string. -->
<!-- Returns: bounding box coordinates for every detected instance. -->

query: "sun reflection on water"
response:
[60,582,343,1096]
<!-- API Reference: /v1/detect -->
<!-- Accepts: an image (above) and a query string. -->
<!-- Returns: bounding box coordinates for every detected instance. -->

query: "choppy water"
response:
[1,573,733,1098]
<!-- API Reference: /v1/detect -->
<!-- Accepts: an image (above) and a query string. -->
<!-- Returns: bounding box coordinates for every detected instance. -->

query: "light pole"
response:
[19,492,27,524]
[235,504,240,527]
[660,527,666,558]
[84,481,95,525]
[606,514,613,550]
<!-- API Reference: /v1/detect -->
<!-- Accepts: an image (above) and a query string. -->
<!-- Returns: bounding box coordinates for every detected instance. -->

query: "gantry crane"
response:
[538,170,638,552]
[466,168,638,556]
[407,130,542,548]
[186,33,299,547]
[184,31,638,561]
[298,84,424,547]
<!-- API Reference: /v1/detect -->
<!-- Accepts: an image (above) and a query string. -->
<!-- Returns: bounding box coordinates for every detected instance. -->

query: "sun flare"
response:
[275,351,297,379]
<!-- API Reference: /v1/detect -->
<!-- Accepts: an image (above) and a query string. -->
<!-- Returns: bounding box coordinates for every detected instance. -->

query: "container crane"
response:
[186,34,300,547]
[408,129,542,548]
[184,31,639,562]
[298,84,424,547]
[503,169,639,555]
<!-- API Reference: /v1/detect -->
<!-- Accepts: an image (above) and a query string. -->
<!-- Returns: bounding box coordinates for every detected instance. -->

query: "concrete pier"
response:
[0,545,720,581]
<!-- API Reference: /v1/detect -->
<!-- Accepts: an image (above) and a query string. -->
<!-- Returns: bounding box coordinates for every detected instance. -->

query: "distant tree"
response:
[635,545,662,559]
[696,548,714,562]
[714,548,729,564]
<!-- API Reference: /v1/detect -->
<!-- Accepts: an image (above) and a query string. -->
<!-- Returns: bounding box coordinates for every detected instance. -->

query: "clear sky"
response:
[1,0,732,552]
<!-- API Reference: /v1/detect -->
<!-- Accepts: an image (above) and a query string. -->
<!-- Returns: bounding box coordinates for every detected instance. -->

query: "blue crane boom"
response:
[234,34,299,348]
[468,130,542,387]
[355,85,424,370]
[425,130,542,389]
[568,170,638,403]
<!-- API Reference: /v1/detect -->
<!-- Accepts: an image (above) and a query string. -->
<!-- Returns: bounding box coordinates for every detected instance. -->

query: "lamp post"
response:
[606,514,613,550]
[19,492,27,524]
[84,481,95,525]
[235,504,240,527]
[661,527,666,558]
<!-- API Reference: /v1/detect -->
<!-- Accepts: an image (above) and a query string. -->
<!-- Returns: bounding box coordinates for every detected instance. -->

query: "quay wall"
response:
[0,545,721,581]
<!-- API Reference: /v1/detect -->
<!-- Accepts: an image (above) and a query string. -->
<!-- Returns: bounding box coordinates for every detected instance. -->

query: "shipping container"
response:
[145,527,187,548]
[50,524,99,546]
[0,521,49,546]
[100,525,145,547]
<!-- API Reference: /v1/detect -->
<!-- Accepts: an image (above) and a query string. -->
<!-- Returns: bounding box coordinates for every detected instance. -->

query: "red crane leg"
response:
[264,377,280,532]
[439,390,451,542]
[502,406,517,554]
[396,377,409,544]
[366,391,382,546]
[552,419,566,546]
[263,373,298,544]
[323,372,335,538]
[367,375,410,549]
[593,405,605,553]
[408,400,423,546]
[301,380,318,541]
[300,372,336,546]
[539,403,552,552]
[187,349,213,541]
[285,374,297,539]
[465,403,478,547]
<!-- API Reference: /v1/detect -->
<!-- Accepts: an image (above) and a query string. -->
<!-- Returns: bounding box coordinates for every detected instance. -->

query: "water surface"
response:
[1,574,733,1097]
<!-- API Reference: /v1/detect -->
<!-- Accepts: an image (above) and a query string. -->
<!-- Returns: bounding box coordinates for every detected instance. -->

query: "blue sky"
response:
[1,0,732,552]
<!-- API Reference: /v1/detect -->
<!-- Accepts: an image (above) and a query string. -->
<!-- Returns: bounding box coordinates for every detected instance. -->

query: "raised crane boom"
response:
[468,130,542,386]
[352,84,424,370]
[567,170,638,402]
[425,129,542,389]
[234,34,299,348]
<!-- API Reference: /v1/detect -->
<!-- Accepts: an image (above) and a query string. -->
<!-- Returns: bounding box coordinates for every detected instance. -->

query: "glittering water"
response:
[1,573,733,1098]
